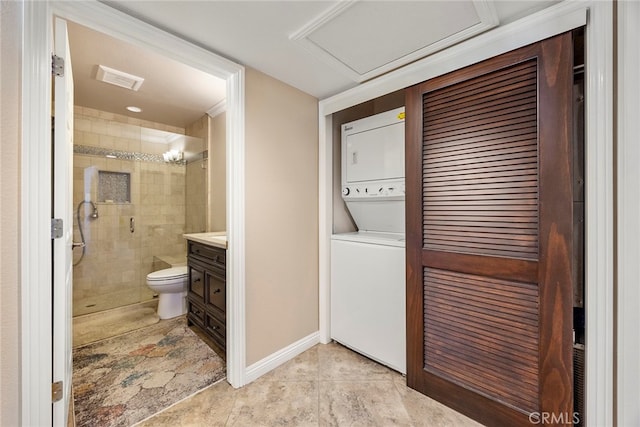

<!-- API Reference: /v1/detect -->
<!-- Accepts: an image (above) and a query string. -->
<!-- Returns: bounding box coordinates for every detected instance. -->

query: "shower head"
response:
[89,201,99,219]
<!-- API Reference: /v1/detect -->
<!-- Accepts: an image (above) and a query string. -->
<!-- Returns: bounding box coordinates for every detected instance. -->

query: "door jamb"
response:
[21,2,247,424]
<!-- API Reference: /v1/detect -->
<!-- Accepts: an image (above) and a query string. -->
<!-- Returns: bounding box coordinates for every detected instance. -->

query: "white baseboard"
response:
[245,331,320,384]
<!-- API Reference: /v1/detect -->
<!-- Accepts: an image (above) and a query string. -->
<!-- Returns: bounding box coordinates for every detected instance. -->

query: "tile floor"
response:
[72,301,159,347]
[135,340,482,426]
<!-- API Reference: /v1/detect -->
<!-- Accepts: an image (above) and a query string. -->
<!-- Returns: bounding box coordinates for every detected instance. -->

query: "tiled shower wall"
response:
[72,106,188,316]
[185,115,208,233]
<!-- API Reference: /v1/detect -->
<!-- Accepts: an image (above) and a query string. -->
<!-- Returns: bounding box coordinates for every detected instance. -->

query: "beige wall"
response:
[245,68,319,365]
[209,112,226,231]
[0,2,21,425]
[185,115,208,233]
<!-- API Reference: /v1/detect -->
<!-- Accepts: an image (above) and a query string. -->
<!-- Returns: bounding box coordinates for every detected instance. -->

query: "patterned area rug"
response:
[73,316,225,427]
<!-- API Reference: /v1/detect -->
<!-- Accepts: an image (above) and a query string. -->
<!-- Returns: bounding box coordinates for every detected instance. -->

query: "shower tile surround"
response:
[185,115,209,234]
[72,106,205,316]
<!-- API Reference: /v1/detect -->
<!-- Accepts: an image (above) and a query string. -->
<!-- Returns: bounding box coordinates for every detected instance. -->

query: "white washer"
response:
[331,232,406,373]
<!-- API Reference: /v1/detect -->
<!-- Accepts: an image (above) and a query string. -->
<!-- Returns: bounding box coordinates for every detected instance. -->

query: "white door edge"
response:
[52,16,74,427]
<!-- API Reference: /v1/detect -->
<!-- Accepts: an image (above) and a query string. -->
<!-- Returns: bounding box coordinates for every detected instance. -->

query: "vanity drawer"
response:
[187,299,205,327]
[188,242,225,268]
[205,313,226,349]
[188,265,205,299]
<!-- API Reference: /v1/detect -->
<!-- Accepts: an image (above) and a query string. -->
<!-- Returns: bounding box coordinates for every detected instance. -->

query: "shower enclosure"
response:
[72,107,208,317]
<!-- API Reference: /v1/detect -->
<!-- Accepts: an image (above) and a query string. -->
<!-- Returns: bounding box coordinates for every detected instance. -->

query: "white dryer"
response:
[331,107,406,374]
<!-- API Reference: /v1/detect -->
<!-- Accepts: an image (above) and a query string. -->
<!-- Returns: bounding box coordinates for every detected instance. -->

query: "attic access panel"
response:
[291,0,498,82]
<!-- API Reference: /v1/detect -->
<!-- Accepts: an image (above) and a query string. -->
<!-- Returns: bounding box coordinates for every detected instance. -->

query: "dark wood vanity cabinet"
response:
[187,241,226,352]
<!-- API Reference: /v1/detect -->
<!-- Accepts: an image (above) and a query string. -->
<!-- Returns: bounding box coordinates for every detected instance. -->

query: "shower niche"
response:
[98,171,131,203]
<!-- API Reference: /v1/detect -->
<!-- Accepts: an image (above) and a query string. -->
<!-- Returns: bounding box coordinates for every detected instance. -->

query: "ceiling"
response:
[70,1,559,128]
[67,21,226,129]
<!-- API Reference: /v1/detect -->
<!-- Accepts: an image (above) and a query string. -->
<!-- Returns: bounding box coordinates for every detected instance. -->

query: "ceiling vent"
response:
[96,65,144,91]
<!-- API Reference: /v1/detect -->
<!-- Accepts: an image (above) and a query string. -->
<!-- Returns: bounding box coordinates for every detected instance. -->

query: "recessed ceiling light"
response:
[126,106,142,113]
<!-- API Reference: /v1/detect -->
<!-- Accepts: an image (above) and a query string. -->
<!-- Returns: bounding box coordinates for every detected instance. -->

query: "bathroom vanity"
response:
[183,233,227,352]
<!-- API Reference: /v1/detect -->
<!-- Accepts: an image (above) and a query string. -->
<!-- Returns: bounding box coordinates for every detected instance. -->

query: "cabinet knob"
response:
[213,288,221,294]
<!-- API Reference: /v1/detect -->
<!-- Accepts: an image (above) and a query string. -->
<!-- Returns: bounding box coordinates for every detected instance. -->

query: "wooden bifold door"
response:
[405,33,574,426]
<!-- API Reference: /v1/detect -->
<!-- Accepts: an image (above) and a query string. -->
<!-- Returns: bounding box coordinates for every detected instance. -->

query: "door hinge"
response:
[51,218,63,239]
[52,55,64,77]
[52,381,63,402]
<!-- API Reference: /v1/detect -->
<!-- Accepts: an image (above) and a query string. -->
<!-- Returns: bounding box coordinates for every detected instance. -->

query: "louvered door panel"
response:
[406,33,574,427]
[424,267,539,412]
[423,60,538,261]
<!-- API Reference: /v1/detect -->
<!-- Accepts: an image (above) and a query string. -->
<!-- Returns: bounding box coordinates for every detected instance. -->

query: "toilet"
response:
[146,266,188,319]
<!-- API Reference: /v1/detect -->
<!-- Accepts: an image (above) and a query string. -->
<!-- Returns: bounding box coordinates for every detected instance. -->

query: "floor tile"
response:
[318,342,396,381]
[392,376,483,427]
[226,380,319,426]
[135,380,235,427]
[73,302,158,347]
[260,345,319,382]
[319,380,413,427]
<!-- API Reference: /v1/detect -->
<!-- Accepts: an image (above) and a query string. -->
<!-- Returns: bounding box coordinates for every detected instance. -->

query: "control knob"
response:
[342,187,350,196]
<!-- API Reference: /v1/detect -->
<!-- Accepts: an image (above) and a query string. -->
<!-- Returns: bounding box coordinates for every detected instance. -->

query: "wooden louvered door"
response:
[405,33,573,426]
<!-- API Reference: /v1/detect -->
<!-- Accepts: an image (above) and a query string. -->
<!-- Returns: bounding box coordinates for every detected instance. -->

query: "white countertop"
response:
[183,232,227,249]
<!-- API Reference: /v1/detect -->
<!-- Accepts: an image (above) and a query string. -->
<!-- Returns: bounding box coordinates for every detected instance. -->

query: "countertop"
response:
[183,232,227,249]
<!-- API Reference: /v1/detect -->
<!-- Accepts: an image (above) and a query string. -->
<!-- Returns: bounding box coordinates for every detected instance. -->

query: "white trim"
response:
[318,112,333,344]
[245,332,320,384]
[21,2,53,425]
[319,1,587,116]
[51,0,247,387]
[50,3,240,79]
[616,1,640,425]
[318,1,613,425]
[583,2,615,426]
[21,1,248,420]
[289,0,356,42]
[225,68,247,388]
[207,99,227,118]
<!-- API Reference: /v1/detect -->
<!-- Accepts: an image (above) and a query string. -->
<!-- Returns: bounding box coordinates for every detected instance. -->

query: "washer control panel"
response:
[342,182,405,199]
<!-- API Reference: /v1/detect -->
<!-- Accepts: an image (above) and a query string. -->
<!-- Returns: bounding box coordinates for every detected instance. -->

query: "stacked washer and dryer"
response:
[331,107,406,374]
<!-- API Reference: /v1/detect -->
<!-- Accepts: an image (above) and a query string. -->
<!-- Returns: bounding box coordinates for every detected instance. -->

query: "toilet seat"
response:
[147,266,188,281]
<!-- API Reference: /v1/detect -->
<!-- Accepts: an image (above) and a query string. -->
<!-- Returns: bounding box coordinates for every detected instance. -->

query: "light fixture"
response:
[126,106,142,113]
[163,149,183,163]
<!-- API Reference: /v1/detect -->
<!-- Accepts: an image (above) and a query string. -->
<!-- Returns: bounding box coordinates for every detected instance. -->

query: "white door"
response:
[53,17,74,426]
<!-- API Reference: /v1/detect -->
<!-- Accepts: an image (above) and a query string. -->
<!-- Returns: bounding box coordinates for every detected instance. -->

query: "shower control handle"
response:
[72,242,86,249]
[130,217,135,233]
